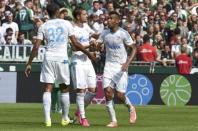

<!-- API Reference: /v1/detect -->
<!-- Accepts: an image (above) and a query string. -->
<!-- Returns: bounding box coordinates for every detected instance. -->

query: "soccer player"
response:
[25,3,95,127]
[70,7,97,127]
[96,11,137,127]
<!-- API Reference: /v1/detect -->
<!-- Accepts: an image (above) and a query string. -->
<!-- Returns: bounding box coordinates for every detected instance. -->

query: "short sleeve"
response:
[65,21,75,36]
[123,30,134,46]
[84,23,95,35]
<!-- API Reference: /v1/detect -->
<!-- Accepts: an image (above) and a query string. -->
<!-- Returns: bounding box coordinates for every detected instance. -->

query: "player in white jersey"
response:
[97,11,137,127]
[70,7,97,127]
[25,4,96,127]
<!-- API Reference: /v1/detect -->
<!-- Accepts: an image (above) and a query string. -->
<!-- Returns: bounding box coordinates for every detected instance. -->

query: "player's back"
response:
[38,19,74,62]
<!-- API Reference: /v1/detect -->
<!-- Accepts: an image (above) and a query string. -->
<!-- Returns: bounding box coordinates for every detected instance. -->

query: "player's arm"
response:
[25,25,43,77]
[69,35,96,61]
[25,39,41,77]
[122,44,137,71]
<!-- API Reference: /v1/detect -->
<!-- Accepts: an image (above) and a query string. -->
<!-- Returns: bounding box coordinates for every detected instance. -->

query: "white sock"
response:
[124,96,134,112]
[76,93,86,119]
[60,92,70,120]
[84,91,95,108]
[43,92,51,122]
[106,100,117,122]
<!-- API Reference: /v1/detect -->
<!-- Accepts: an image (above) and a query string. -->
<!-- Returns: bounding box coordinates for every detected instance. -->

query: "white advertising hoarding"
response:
[0,72,17,103]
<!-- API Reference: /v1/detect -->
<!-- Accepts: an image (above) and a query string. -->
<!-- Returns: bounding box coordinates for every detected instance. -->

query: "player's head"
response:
[73,7,88,23]
[46,3,60,18]
[107,11,120,28]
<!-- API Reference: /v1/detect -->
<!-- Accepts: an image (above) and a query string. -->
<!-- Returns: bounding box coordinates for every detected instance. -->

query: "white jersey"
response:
[72,23,95,64]
[37,19,74,62]
[2,22,19,44]
[98,27,134,64]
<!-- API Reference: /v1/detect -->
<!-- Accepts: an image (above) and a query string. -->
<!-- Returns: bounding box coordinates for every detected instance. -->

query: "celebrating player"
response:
[97,11,137,127]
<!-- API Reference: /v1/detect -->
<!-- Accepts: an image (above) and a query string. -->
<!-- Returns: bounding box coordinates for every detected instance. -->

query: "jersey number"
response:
[47,27,65,43]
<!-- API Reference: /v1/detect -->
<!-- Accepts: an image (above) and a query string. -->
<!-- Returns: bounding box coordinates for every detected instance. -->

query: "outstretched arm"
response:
[69,35,96,62]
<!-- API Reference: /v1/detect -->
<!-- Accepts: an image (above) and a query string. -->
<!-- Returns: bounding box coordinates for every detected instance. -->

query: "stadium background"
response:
[0,61,198,105]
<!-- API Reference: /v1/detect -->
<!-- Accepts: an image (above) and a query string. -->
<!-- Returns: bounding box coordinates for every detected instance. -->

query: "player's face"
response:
[80,10,88,23]
[107,14,119,28]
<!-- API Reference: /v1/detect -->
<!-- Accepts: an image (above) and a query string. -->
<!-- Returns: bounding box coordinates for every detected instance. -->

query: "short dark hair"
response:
[24,0,32,5]
[72,7,85,20]
[143,34,150,43]
[93,1,100,5]
[6,27,13,33]
[109,11,120,20]
[46,3,60,17]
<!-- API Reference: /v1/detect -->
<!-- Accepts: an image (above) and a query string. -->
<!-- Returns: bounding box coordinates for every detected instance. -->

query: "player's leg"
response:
[85,64,97,109]
[59,83,71,126]
[76,89,90,126]
[56,89,62,113]
[71,64,89,126]
[57,62,71,126]
[40,60,56,127]
[51,85,59,113]
[104,87,118,127]
[103,78,118,127]
[43,83,53,127]
[115,72,137,124]
[85,88,96,108]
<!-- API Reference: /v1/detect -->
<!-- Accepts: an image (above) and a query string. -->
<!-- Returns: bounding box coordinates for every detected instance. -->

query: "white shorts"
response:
[40,60,70,85]
[103,62,128,93]
[70,62,96,89]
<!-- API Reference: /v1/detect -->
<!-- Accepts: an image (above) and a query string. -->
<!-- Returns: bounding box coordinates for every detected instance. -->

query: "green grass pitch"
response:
[0,103,197,131]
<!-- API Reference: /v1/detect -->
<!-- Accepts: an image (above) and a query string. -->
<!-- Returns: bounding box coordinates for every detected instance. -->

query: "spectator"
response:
[17,32,32,45]
[192,47,198,67]
[2,11,19,44]
[14,0,34,39]
[181,37,193,56]
[88,1,103,16]
[58,7,68,20]
[177,18,189,38]
[4,34,14,45]
[175,46,192,74]
[138,34,157,62]
[188,23,198,47]
[0,0,13,23]
[92,13,105,33]
[79,0,92,11]
[159,44,175,66]
[105,1,114,13]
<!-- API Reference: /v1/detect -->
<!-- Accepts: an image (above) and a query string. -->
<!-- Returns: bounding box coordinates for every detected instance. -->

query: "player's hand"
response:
[121,63,129,72]
[89,40,97,51]
[88,52,97,62]
[25,64,32,78]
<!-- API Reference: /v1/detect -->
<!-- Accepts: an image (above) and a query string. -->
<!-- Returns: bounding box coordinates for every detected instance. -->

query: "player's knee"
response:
[59,83,70,93]
[88,87,96,93]
[104,88,113,100]
[44,83,53,92]
[117,92,125,101]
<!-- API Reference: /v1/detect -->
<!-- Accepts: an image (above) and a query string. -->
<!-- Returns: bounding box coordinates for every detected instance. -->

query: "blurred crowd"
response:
[0,0,198,67]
